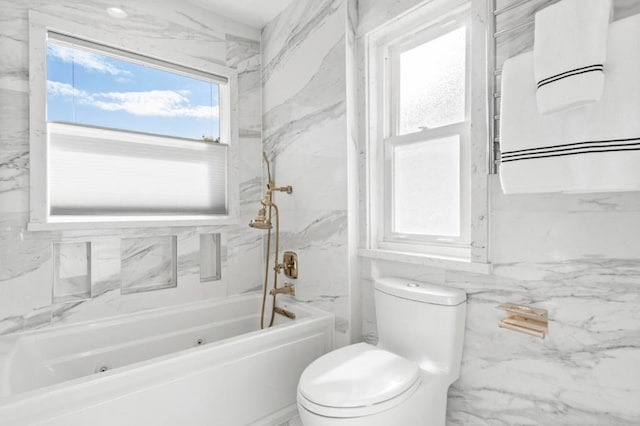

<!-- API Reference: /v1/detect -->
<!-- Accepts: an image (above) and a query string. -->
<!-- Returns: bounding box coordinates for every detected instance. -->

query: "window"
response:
[46,34,222,141]
[365,0,488,263]
[28,12,238,229]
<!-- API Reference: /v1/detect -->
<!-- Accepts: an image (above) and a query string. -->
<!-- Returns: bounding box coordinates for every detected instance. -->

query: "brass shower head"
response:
[249,207,272,230]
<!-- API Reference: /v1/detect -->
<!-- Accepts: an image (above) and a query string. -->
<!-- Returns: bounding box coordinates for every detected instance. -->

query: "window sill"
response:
[28,215,240,231]
[358,248,492,274]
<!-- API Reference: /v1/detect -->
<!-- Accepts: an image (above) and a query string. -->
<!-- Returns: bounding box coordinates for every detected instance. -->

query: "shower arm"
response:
[267,183,293,194]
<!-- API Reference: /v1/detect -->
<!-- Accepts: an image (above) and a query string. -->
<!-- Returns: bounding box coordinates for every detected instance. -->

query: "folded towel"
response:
[500,14,640,194]
[534,0,612,114]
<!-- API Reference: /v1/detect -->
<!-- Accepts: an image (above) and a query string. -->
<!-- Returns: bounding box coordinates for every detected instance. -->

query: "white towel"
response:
[534,0,612,114]
[500,14,640,194]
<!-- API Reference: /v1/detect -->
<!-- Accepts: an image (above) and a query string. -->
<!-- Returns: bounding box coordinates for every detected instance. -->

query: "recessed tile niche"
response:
[121,236,177,294]
[200,233,221,282]
[53,242,91,303]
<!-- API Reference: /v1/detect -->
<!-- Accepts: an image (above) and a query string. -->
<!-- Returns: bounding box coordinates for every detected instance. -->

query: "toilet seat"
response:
[297,343,420,418]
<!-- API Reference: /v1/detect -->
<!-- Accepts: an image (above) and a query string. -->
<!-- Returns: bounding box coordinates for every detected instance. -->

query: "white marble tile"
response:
[0,89,29,213]
[121,236,177,294]
[262,36,347,159]
[290,244,349,336]
[262,0,346,112]
[279,414,303,426]
[227,34,262,137]
[492,210,640,263]
[0,214,54,333]
[226,244,263,294]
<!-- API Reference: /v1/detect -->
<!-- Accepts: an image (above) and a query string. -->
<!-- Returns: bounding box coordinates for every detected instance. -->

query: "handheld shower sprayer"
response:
[263,151,272,184]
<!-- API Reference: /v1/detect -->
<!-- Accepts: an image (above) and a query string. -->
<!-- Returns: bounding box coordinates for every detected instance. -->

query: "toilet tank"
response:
[374,277,466,380]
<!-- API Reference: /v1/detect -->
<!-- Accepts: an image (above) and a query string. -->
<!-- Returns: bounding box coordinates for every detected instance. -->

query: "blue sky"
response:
[46,41,220,141]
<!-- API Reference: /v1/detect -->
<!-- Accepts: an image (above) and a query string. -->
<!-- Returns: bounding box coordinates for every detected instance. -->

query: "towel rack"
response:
[488,0,498,173]
[494,0,528,15]
[489,0,563,173]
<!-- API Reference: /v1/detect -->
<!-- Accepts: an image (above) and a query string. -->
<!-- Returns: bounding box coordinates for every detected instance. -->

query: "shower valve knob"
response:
[282,251,298,279]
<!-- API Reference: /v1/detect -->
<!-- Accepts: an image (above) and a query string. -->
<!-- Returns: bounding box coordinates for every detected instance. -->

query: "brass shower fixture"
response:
[249,152,297,329]
[249,206,271,230]
[270,282,295,296]
[248,153,292,230]
[281,251,298,279]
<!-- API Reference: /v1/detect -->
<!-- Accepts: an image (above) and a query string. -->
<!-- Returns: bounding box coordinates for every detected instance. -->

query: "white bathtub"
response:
[0,294,333,425]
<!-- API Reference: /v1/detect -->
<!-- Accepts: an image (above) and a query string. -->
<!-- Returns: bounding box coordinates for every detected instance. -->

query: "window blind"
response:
[48,122,227,216]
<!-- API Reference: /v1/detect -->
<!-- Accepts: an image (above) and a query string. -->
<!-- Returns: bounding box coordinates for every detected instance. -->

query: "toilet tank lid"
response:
[375,277,466,306]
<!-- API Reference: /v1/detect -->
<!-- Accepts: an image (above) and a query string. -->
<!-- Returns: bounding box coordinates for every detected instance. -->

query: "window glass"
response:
[46,41,220,141]
[392,135,460,236]
[398,26,466,135]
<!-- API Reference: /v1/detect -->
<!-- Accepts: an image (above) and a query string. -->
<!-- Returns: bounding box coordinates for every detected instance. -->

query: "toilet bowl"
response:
[296,277,466,426]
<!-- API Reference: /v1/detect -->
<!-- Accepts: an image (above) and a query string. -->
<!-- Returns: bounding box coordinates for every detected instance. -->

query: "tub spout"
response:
[274,307,296,320]
[269,283,295,296]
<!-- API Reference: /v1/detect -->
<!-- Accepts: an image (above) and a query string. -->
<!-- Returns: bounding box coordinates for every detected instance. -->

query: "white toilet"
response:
[297,277,467,425]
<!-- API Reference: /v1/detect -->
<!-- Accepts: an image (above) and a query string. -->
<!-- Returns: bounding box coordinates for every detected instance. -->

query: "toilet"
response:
[296,277,467,426]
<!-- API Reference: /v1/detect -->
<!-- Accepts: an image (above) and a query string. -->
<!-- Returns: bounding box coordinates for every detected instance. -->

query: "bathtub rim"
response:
[1,291,314,340]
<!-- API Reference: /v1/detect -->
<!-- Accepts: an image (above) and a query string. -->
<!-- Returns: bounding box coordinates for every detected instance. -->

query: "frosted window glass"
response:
[399,27,466,135]
[392,136,460,236]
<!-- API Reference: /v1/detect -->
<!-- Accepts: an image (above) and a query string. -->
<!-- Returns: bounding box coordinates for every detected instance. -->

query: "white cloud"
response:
[47,43,131,76]
[93,90,219,118]
[47,81,88,98]
[47,81,219,119]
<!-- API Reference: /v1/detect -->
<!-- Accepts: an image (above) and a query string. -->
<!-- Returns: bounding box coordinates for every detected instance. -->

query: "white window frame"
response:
[28,11,240,230]
[382,19,471,254]
[363,0,490,265]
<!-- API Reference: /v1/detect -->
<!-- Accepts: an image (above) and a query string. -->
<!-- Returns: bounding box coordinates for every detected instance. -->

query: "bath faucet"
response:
[269,283,295,296]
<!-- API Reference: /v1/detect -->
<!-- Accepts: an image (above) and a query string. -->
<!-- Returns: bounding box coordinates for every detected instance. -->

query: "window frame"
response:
[381,19,471,252]
[363,0,490,263]
[28,11,240,230]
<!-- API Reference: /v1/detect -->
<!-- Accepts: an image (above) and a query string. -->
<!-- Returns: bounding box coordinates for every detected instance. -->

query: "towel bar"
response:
[494,0,563,16]
[494,0,531,16]
[493,19,533,38]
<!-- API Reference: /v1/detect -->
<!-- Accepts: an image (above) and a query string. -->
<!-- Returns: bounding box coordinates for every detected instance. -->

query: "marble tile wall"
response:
[358,0,640,424]
[0,0,263,334]
[261,0,360,347]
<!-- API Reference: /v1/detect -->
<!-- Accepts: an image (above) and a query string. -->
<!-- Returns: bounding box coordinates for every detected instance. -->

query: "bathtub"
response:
[0,294,334,425]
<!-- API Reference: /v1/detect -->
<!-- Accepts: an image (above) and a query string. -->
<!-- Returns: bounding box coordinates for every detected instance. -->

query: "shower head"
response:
[249,207,272,230]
